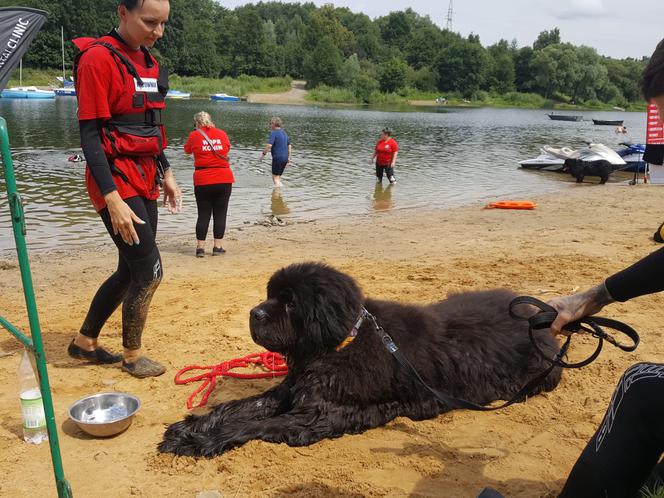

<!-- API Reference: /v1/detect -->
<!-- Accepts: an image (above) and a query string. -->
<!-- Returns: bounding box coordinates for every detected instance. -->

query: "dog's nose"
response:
[251,308,268,322]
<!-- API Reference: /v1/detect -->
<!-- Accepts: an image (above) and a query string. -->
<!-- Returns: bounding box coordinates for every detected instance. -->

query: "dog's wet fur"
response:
[159,262,562,457]
[565,158,612,184]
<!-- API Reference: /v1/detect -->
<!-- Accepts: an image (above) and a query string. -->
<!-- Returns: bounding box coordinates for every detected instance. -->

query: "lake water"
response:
[0,98,648,253]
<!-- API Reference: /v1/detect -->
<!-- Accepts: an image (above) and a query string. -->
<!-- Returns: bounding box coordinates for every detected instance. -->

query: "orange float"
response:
[485,200,537,210]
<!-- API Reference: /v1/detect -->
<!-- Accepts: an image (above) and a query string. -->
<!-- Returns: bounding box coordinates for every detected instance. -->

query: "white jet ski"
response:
[519,143,626,171]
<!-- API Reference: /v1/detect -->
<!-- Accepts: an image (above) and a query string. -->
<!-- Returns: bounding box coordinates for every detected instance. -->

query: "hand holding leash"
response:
[509,296,639,368]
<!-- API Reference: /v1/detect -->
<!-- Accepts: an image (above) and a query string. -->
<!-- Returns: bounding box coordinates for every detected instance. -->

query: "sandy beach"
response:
[1,183,664,497]
[247,80,309,105]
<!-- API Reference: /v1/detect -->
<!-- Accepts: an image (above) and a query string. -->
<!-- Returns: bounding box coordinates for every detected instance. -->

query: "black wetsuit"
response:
[559,247,664,497]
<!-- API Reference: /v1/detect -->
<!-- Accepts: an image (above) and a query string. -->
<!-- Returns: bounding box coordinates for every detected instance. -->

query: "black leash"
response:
[364,296,639,412]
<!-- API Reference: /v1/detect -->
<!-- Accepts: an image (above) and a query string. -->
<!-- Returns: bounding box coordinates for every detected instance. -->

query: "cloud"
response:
[552,0,607,19]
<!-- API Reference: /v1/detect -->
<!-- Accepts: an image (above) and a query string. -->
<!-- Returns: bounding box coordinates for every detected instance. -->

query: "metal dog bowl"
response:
[69,392,140,437]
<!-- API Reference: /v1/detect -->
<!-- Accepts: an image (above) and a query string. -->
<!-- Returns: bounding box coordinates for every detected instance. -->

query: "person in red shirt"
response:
[67,0,181,378]
[372,128,399,184]
[184,111,235,257]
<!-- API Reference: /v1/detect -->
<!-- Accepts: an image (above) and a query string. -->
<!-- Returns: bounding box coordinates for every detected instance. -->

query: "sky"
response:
[217,0,662,59]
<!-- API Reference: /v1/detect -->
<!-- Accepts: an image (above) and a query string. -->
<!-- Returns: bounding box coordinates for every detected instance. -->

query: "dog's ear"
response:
[289,264,364,355]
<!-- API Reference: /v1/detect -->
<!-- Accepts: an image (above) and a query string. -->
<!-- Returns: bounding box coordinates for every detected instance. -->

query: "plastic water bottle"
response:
[17,350,48,444]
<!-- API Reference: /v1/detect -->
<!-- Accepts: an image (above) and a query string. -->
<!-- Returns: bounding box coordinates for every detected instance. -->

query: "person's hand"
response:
[162,171,182,214]
[104,191,144,246]
[547,283,614,335]
[259,153,265,162]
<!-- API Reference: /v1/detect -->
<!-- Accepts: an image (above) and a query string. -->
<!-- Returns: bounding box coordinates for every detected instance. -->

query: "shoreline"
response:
[1,184,664,496]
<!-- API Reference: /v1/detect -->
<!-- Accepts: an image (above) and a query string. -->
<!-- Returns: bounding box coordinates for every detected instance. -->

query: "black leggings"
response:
[194,183,232,240]
[79,196,162,350]
[560,362,664,497]
[376,164,394,180]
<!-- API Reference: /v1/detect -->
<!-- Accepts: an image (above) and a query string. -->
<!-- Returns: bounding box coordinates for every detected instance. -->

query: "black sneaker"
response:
[67,340,122,364]
[212,246,226,256]
[196,248,205,258]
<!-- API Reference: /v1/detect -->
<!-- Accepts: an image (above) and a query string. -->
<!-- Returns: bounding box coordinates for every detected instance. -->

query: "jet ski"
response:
[616,143,646,173]
[519,143,626,172]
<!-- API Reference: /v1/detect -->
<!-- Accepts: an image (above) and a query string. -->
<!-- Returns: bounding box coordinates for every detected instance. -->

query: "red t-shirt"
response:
[184,127,234,186]
[375,138,399,166]
[75,35,164,211]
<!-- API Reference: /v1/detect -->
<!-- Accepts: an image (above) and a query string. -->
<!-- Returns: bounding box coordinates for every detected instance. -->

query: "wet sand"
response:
[1,183,664,497]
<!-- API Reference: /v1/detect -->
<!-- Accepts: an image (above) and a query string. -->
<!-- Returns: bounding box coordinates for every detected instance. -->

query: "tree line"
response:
[1,0,649,105]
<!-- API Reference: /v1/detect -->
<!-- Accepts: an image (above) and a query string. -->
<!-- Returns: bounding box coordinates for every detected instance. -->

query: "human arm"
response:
[260,143,272,161]
[159,152,182,214]
[184,132,195,155]
[548,247,664,334]
[80,119,146,245]
[287,143,292,164]
[391,140,399,167]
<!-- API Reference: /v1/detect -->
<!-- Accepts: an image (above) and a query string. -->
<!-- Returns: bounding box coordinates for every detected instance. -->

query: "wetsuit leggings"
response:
[194,183,232,240]
[79,196,162,350]
[376,164,395,180]
[559,362,664,498]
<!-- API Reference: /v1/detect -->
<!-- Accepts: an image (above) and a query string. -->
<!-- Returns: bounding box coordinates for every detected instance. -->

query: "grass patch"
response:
[7,68,63,87]
[169,74,292,98]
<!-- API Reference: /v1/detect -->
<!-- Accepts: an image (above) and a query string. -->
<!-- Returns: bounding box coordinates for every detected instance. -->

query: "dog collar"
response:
[336,308,368,352]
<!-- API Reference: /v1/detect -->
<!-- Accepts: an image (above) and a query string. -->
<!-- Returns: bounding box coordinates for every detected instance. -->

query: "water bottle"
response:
[17,350,48,444]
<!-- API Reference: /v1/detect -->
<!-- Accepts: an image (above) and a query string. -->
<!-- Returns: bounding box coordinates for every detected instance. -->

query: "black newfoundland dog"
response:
[564,158,612,184]
[159,263,561,457]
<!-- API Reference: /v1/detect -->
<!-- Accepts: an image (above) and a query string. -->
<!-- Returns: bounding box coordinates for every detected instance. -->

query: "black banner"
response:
[0,7,48,92]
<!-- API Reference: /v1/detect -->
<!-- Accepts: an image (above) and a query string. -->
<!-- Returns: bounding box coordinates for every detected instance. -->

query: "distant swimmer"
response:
[615,125,628,134]
[67,154,84,162]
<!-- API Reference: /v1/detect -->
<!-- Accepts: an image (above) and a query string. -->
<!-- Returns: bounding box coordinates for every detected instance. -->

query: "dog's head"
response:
[249,263,363,361]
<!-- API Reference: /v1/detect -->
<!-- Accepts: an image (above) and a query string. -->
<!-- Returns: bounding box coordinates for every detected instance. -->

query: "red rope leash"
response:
[174,351,288,409]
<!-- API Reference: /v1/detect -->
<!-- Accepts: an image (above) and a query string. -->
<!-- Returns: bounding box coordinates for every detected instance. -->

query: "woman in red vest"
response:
[184,111,234,257]
[372,127,399,184]
[67,0,181,378]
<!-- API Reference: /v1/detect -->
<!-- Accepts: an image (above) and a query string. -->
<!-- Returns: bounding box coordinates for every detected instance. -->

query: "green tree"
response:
[513,46,534,92]
[484,40,515,93]
[408,66,437,92]
[533,28,561,51]
[302,37,343,88]
[340,54,362,87]
[378,57,408,93]
[435,40,488,98]
[353,73,379,102]
[230,7,270,76]
[404,25,444,70]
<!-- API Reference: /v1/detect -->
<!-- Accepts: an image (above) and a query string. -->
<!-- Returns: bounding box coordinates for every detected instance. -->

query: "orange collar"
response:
[336,310,367,352]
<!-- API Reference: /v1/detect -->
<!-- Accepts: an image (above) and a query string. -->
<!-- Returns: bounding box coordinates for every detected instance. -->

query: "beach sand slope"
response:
[1,184,663,497]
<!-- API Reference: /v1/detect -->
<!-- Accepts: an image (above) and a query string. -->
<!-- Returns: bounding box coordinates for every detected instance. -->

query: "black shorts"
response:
[272,157,288,176]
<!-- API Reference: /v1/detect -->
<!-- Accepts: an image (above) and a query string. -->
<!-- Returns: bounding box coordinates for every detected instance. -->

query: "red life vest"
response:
[73,34,169,210]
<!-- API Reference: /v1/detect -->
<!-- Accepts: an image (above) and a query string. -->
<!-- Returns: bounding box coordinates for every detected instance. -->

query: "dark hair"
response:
[381,127,392,136]
[120,0,149,10]
[642,38,664,101]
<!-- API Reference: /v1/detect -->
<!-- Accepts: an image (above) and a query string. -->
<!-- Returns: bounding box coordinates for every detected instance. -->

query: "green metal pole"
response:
[0,117,73,498]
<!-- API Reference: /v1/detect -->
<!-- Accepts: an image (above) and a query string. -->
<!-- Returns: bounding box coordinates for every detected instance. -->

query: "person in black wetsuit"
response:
[67,0,181,378]
[479,39,664,498]
[541,42,664,496]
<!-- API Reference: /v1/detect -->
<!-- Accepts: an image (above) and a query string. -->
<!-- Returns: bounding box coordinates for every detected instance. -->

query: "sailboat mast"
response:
[61,26,65,84]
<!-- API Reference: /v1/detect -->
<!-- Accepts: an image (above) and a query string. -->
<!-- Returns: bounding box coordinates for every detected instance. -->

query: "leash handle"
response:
[509,296,640,361]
